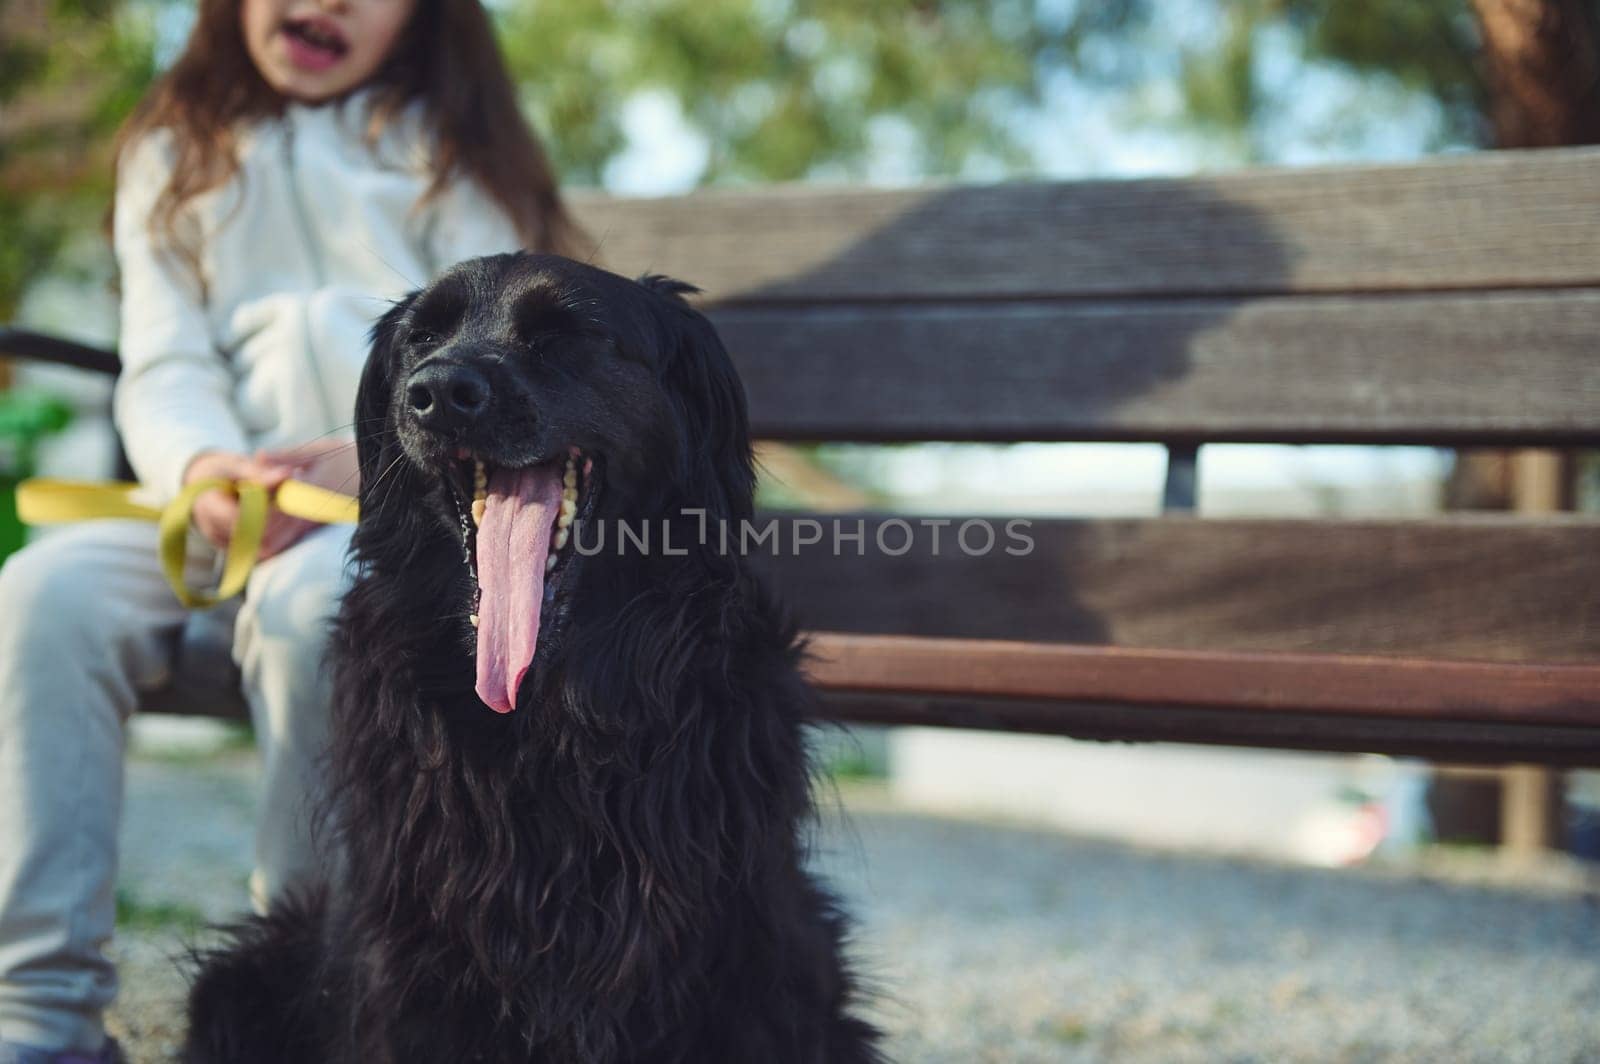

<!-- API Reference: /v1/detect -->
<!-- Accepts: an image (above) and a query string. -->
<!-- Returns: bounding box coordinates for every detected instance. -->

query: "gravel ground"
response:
[108,748,1600,1063]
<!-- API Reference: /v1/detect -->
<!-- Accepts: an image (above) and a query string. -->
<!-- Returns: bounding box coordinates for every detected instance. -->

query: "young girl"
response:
[0,1,579,1059]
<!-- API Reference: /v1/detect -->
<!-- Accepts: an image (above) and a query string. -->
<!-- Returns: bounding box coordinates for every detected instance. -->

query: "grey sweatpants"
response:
[0,519,352,1052]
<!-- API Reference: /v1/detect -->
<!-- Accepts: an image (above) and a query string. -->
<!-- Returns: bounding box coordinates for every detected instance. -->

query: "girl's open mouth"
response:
[281,15,349,72]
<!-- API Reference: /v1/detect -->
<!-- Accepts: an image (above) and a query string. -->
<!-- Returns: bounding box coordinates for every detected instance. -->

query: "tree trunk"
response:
[1471,0,1600,147]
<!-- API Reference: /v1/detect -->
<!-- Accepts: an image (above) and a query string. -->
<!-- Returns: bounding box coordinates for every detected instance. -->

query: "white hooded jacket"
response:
[112,93,522,500]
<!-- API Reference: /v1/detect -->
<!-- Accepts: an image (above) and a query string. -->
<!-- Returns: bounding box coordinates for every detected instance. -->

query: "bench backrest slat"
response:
[752,515,1600,663]
[572,147,1600,303]
[713,292,1600,444]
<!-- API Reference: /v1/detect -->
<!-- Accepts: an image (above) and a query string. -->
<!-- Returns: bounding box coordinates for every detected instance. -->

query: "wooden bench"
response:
[5,146,1599,766]
[576,145,1600,767]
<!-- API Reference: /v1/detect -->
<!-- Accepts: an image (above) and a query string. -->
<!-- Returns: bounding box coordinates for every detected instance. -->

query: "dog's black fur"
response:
[183,253,884,1063]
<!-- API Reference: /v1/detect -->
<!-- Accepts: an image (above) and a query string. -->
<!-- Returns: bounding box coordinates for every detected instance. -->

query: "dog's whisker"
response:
[373,465,408,516]
[581,224,612,267]
[329,469,363,496]
[366,451,408,511]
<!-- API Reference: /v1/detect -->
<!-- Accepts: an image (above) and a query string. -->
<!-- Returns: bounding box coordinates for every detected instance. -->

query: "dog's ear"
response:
[356,294,415,504]
[640,275,756,520]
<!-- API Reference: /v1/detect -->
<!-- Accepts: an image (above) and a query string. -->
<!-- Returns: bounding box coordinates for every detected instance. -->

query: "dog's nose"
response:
[405,363,491,430]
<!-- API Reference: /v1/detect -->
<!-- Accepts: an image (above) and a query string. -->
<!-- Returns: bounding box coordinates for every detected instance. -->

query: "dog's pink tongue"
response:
[474,464,563,713]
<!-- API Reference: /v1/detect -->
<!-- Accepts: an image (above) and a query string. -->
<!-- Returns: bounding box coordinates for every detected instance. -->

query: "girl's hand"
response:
[182,450,302,560]
[256,438,361,496]
[254,439,361,558]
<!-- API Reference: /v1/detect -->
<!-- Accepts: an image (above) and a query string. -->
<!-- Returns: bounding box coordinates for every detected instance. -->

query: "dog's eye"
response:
[409,328,440,347]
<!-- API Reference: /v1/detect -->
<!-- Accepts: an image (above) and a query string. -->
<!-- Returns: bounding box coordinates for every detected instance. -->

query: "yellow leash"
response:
[15,477,359,608]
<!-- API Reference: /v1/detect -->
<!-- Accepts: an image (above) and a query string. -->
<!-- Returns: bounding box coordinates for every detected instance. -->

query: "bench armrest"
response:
[0,327,119,376]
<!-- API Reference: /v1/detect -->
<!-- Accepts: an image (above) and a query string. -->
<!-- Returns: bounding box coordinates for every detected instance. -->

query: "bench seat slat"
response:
[816,692,1600,766]
[801,633,1600,728]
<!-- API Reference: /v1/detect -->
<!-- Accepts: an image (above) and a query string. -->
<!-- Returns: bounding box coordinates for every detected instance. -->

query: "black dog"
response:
[183,253,885,1063]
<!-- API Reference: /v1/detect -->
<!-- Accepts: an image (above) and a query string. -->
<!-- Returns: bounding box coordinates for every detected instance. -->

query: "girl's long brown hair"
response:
[114,0,583,270]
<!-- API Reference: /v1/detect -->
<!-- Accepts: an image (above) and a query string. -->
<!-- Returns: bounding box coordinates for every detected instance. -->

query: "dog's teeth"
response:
[469,460,487,526]
[554,526,569,550]
[545,553,559,573]
[469,613,478,627]
[563,460,577,490]
[558,498,577,525]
